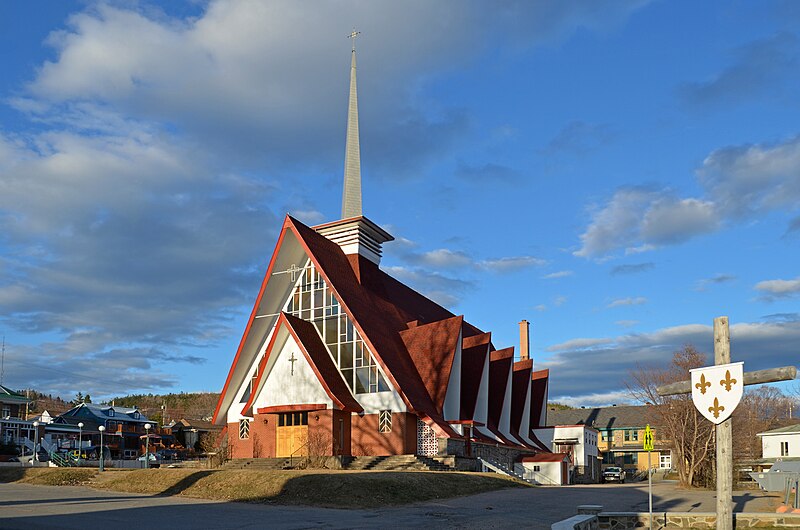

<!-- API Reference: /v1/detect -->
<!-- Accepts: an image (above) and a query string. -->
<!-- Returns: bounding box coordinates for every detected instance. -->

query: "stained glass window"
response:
[286,261,390,394]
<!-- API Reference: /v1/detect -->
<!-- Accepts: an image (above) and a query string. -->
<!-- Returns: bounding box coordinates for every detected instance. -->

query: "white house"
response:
[532,424,601,482]
[758,424,800,463]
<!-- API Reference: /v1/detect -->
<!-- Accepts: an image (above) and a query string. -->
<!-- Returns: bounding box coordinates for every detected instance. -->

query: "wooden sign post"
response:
[657,316,797,530]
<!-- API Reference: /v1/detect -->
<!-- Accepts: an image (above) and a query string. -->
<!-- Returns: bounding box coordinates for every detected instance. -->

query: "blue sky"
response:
[1,1,798,406]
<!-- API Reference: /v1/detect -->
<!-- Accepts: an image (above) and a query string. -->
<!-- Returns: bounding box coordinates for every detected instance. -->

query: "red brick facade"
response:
[227,411,417,458]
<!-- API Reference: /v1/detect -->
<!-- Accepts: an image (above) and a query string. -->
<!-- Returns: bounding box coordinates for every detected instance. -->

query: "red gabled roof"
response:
[510,359,533,445]
[399,315,463,414]
[529,369,549,428]
[460,332,491,421]
[239,313,363,417]
[488,347,514,431]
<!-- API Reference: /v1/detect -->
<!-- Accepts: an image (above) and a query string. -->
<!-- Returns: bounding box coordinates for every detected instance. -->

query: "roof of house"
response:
[58,402,152,425]
[757,423,800,436]
[546,405,652,429]
[0,385,31,404]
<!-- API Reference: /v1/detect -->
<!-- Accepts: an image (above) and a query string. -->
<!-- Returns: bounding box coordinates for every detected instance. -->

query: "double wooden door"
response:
[276,412,308,457]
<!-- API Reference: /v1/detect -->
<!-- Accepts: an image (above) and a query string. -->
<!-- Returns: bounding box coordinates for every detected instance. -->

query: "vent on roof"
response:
[314,216,394,265]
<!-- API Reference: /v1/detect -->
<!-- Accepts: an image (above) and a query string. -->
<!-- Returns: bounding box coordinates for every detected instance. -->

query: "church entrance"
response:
[276,412,308,457]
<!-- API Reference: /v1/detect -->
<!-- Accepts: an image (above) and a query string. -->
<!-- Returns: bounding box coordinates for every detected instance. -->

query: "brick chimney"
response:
[519,320,530,361]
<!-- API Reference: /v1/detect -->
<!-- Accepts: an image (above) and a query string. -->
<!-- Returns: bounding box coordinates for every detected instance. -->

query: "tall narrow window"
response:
[379,410,392,433]
[285,260,390,394]
[239,419,250,440]
[781,441,789,456]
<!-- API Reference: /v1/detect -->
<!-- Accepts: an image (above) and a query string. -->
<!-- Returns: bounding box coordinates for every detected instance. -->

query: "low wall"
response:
[553,506,800,530]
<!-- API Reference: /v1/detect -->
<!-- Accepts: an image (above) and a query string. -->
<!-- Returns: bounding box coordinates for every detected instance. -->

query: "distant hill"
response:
[547,402,575,411]
[106,392,220,425]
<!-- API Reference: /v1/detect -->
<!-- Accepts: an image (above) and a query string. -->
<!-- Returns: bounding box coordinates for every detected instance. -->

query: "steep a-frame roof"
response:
[459,332,491,421]
[510,359,534,447]
[240,313,363,417]
[214,215,467,436]
[399,315,463,414]
[487,347,514,444]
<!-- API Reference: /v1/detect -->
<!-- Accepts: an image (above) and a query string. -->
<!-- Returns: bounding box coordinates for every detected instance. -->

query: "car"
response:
[603,466,626,483]
[137,452,162,468]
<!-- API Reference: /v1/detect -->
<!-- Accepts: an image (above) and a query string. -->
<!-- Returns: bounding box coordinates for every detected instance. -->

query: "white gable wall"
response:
[498,364,513,440]
[226,323,280,424]
[253,331,333,412]
[519,381,532,444]
[761,432,800,458]
[473,347,490,426]
[442,330,463,422]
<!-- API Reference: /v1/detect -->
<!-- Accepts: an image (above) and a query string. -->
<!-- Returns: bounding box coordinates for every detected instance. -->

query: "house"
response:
[212,45,551,466]
[0,386,34,456]
[517,452,572,485]
[164,418,222,452]
[54,403,155,459]
[532,424,601,482]
[547,405,669,473]
[757,424,800,466]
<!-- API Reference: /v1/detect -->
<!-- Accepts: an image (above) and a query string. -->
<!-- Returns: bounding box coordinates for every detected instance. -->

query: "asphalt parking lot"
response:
[0,480,782,529]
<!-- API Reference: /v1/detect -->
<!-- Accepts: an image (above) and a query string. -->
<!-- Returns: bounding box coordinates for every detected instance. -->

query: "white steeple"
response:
[342,29,362,219]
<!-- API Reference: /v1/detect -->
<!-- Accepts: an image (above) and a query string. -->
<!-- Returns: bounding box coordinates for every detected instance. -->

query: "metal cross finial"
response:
[348,27,361,51]
[288,352,297,376]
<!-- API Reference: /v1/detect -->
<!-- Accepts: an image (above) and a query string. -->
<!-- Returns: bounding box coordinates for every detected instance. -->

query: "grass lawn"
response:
[0,467,529,508]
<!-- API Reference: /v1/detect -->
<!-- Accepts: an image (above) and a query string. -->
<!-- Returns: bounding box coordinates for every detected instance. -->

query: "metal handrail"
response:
[289,441,310,469]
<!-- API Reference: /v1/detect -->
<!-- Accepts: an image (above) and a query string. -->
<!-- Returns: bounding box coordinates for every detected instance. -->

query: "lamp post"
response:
[144,423,151,469]
[77,422,84,463]
[32,421,39,466]
[98,425,105,472]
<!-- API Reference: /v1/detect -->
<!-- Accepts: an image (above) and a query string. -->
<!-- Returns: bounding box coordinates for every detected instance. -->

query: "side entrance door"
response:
[276,412,308,457]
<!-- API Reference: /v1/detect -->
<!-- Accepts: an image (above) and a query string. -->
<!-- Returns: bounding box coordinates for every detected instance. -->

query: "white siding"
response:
[442,330,463,422]
[761,432,800,458]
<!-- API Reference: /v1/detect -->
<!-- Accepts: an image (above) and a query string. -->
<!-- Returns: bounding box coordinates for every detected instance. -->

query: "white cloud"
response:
[547,337,614,352]
[542,270,574,279]
[615,320,640,328]
[479,256,547,271]
[418,249,473,268]
[755,276,800,298]
[607,296,647,308]
[382,266,472,308]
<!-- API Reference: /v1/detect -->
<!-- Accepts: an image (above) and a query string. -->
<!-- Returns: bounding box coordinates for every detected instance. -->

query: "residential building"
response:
[547,405,669,473]
[532,424,601,482]
[0,386,34,455]
[54,403,155,459]
[757,423,800,465]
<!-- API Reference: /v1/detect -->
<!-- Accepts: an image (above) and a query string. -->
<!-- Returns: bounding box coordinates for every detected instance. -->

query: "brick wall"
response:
[351,412,416,456]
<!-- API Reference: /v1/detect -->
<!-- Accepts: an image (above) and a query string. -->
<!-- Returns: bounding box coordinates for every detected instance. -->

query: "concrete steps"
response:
[345,454,455,471]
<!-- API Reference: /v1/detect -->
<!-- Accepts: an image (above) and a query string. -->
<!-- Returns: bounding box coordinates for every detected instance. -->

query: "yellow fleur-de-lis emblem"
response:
[709,397,725,419]
[695,373,711,394]
[720,370,737,392]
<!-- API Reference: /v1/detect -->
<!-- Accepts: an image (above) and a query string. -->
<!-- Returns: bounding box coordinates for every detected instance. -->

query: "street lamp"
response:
[32,421,39,467]
[77,422,84,463]
[144,423,152,469]
[98,425,105,472]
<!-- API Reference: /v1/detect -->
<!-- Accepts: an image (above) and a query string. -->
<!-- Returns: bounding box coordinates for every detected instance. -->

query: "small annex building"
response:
[212,43,551,464]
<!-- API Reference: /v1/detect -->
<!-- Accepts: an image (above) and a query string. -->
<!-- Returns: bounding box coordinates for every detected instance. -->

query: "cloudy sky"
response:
[1,1,798,406]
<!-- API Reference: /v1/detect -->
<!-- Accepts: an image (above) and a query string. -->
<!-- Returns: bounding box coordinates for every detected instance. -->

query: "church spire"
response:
[342,29,362,219]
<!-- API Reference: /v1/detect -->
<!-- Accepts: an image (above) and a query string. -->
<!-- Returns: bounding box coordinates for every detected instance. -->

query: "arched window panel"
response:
[284,260,389,395]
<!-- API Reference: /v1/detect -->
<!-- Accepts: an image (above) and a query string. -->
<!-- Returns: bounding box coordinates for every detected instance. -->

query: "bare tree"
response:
[629,345,715,488]
[734,385,797,463]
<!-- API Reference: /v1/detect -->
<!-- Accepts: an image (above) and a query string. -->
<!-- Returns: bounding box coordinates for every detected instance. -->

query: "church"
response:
[212,39,551,462]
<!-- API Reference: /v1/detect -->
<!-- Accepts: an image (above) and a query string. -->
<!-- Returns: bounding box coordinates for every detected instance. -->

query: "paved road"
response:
[0,481,781,529]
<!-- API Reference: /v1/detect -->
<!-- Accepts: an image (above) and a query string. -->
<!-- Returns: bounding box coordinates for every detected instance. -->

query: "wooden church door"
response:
[276,412,308,457]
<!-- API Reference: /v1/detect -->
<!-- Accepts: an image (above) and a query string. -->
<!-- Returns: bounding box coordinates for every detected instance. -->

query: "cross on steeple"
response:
[348,28,360,51]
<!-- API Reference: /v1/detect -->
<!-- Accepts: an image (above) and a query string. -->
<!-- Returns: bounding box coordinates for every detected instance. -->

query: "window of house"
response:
[781,441,789,457]
[533,465,541,472]
[379,410,392,433]
[1,406,9,417]
[285,260,391,395]
[624,430,630,441]
[239,381,252,403]
[239,419,250,439]
[107,421,116,431]
[133,411,140,420]
[277,412,308,426]
[107,408,115,417]
[632,430,639,441]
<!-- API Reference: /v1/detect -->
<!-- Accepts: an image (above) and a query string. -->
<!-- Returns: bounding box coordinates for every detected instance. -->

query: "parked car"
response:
[157,449,179,461]
[602,466,626,483]
[138,452,162,468]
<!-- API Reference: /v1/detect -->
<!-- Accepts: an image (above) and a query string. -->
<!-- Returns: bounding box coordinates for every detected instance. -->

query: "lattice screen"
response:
[416,418,437,456]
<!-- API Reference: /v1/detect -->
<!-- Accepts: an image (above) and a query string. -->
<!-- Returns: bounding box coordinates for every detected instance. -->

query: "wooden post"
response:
[714,316,732,530]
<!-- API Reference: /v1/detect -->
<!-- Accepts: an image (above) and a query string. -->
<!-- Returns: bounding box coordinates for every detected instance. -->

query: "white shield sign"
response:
[690,362,744,424]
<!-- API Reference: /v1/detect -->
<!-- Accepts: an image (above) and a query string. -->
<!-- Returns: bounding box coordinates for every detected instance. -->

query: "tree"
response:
[734,385,797,463]
[71,392,84,406]
[84,394,91,404]
[629,345,715,488]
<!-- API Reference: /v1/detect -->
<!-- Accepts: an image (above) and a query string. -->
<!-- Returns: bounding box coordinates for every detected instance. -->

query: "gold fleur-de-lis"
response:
[720,370,737,392]
[695,373,711,395]
[709,397,725,419]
